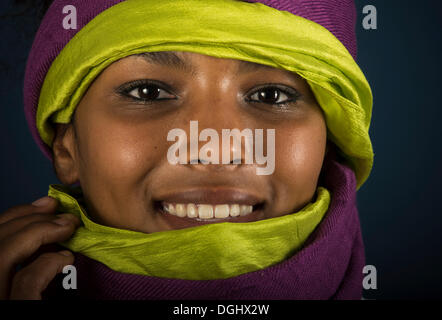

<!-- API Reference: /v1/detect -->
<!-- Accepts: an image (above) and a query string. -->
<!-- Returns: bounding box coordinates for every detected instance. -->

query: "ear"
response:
[52,123,80,185]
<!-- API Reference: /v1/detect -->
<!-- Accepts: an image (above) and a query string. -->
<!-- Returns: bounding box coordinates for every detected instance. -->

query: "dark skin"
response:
[0,51,327,299]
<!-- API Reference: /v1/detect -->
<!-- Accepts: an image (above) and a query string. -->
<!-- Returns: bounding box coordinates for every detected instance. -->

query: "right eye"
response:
[118,80,176,103]
[128,85,175,101]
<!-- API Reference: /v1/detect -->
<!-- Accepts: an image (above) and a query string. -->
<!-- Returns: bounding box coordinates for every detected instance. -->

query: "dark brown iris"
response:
[138,85,161,100]
[257,88,279,104]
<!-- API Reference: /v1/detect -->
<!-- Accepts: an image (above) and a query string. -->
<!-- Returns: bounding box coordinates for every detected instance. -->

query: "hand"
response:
[0,196,80,300]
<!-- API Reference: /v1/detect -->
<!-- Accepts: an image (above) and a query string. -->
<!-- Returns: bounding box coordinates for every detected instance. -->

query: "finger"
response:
[0,197,59,225]
[0,213,79,241]
[0,214,80,263]
[0,215,79,299]
[9,251,74,300]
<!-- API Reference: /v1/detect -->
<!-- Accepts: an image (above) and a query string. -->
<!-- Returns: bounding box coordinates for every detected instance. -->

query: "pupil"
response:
[259,88,279,103]
[138,85,160,100]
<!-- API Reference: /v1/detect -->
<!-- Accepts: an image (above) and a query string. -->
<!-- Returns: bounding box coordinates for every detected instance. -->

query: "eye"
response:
[247,85,300,106]
[118,80,176,102]
[128,85,175,101]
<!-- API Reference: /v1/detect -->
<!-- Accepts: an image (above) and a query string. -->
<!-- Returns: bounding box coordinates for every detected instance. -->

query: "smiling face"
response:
[52,51,327,233]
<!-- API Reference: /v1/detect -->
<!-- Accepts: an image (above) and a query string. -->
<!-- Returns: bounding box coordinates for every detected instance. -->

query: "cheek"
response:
[75,113,162,185]
[280,126,326,172]
[273,114,327,202]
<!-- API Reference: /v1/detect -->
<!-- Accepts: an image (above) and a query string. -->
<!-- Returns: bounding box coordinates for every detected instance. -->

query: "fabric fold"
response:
[48,184,330,280]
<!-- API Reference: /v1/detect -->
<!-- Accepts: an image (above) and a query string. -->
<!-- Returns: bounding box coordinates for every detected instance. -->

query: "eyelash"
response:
[117,80,301,107]
[117,80,176,103]
[245,84,301,107]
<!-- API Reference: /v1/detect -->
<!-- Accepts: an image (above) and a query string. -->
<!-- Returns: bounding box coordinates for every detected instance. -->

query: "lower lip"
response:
[157,206,265,230]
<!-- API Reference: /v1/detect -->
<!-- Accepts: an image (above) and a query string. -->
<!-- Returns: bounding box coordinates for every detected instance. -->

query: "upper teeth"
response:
[163,203,254,219]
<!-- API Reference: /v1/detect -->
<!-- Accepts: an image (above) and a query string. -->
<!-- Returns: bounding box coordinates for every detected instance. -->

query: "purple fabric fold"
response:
[43,157,365,300]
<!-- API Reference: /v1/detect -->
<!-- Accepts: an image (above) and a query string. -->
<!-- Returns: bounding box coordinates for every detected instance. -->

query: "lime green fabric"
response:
[48,184,330,280]
[37,0,373,188]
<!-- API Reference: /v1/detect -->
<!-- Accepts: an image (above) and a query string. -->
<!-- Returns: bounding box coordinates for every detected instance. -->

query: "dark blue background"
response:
[1,0,441,299]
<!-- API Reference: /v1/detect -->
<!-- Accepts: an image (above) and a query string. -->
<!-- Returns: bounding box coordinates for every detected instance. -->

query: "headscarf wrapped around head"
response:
[24,0,373,188]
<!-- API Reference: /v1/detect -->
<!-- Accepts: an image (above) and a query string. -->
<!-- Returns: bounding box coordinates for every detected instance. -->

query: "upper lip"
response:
[154,188,265,206]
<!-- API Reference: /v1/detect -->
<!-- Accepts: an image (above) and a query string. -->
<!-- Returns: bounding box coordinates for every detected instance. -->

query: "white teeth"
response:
[162,203,254,219]
[240,205,253,216]
[198,205,214,219]
[214,204,229,218]
[230,204,240,217]
[175,204,186,217]
[167,203,176,215]
[187,203,198,218]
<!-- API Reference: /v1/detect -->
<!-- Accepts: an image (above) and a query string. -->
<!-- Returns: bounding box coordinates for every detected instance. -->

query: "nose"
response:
[187,123,253,172]
[184,89,253,171]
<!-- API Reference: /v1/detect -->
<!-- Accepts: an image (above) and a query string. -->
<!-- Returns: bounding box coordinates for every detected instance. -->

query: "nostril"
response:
[230,158,242,165]
[191,158,241,165]
[189,158,209,164]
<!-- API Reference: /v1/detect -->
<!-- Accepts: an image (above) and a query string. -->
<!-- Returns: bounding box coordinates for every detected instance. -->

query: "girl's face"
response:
[53,51,327,233]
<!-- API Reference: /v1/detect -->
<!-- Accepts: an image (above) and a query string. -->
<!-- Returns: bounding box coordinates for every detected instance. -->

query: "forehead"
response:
[136,51,285,74]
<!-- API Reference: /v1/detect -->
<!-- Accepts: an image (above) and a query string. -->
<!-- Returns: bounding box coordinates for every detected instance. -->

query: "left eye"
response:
[248,87,297,105]
[127,84,175,101]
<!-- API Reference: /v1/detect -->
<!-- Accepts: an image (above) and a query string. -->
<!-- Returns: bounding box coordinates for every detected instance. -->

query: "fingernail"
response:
[59,250,72,257]
[32,196,53,207]
[54,214,76,226]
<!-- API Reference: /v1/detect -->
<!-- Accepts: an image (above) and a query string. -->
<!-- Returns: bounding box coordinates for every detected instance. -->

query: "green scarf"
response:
[37,0,373,188]
[49,184,330,280]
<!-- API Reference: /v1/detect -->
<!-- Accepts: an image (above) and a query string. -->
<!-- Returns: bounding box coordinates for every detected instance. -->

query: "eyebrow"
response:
[237,60,276,73]
[138,52,195,74]
[138,51,276,74]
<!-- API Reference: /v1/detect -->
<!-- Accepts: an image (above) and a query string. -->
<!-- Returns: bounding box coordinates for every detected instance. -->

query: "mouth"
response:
[153,189,266,229]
